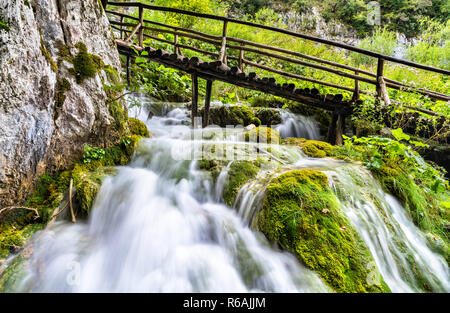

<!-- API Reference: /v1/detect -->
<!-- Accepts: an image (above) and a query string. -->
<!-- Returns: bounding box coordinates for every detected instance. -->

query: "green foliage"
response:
[351,27,397,66]
[129,53,192,102]
[256,169,390,292]
[405,18,450,70]
[153,0,215,28]
[82,145,106,164]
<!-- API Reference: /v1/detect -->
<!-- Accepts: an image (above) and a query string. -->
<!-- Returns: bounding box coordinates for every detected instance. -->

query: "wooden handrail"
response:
[106,1,450,106]
[107,1,449,75]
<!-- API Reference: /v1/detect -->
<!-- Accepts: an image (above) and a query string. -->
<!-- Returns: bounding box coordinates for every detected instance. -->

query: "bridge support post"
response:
[191,73,199,127]
[219,21,228,65]
[352,70,360,102]
[126,56,131,86]
[376,58,385,103]
[326,109,345,146]
[138,5,144,47]
[335,113,345,146]
[203,80,213,128]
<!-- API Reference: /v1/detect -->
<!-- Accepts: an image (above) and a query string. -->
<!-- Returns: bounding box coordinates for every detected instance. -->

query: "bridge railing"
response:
[105,1,449,112]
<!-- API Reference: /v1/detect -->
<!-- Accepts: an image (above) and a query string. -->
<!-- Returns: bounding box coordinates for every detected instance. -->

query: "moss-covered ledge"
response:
[254,169,390,293]
[0,118,150,263]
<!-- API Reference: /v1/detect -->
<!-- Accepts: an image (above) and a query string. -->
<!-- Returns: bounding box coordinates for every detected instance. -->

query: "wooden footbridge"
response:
[103,1,449,144]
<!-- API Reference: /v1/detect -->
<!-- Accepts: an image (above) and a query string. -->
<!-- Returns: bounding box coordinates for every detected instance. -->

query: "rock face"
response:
[0,0,124,207]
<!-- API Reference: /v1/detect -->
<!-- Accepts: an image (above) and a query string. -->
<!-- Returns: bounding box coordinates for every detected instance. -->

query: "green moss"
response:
[206,105,261,127]
[105,87,128,133]
[0,255,27,292]
[0,20,10,32]
[245,127,280,144]
[70,42,102,84]
[23,0,30,8]
[223,161,260,206]
[254,108,282,125]
[75,167,116,215]
[129,118,150,137]
[103,65,121,85]
[256,169,390,293]
[40,36,58,72]
[54,78,71,111]
[283,138,335,158]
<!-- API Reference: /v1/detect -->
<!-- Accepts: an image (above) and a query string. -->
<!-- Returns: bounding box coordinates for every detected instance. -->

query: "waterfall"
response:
[2,96,448,293]
[234,160,450,293]
[3,102,328,293]
[275,111,320,139]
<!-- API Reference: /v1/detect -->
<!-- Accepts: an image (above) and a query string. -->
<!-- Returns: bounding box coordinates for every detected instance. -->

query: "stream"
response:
[1,96,448,292]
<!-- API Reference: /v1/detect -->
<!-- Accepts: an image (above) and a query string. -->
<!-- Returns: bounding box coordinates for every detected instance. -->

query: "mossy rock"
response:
[75,167,116,216]
[245,127,280,144]
[206,105,261,127]
[128,118,150,137]
[0,255,27,292]
[70,42,102,84]
[254,108,282,125]
[256,169,390,293]
[223,161,260,206]
[283,138,335,158]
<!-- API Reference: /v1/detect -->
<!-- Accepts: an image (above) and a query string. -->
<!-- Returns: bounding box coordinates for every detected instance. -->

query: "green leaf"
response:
[431,179,446,193]
[410,140,429,148]
[391,128,410,141]
[135,57,146,64]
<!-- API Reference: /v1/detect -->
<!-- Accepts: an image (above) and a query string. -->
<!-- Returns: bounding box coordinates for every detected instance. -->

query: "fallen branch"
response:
[0,206,40,219]
[69,179,76,223]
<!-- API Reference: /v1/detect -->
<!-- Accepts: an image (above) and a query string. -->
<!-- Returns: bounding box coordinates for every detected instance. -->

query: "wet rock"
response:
[0,0,123,207]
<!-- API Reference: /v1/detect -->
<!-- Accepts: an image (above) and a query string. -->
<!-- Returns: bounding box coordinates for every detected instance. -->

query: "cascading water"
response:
[234,158,450,292]
[275,111,320,140]
[2,96,448,293]
[1,100,328,293]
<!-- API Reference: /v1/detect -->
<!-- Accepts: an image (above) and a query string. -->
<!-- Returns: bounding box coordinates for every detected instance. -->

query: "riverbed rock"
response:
[0,0,124,208]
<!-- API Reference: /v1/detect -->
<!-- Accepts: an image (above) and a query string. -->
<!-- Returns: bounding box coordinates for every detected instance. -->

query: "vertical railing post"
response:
[138,4,144,47]
[174,28,181,55]
[238,43,244,72]
[219,20,228,65]
[352,70,360,102]
[376,58,391,106]
[203,80,213,128]
[126,55,131,87]
[376,58,384,100]
[191,73,199,126]
[120,16,123,40]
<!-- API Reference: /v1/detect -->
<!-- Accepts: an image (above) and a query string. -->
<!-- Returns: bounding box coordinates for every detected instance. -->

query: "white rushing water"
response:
[275,111,320,140]
[5,100,329,293]
[235,159,450,293]
[3,97,449,293]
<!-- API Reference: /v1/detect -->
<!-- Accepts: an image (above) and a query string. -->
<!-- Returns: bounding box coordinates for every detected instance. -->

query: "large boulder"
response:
[0,0,125,207]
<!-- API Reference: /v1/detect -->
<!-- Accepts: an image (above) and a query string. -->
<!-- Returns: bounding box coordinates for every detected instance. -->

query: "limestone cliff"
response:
[0,0,125,207]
